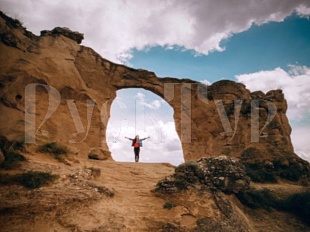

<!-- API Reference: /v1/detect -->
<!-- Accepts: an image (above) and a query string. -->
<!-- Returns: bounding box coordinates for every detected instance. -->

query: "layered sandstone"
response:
[0,11,302,164]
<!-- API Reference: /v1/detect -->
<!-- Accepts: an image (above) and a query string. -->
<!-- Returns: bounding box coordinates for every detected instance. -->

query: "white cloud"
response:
[236,65,310,121]
[1,0,310,63]
[291,126,310,162]
[135,92,162,110]
[297,4,310,17]
[200,79,212,86]
[235,65,310,161]
[107,122,184,165]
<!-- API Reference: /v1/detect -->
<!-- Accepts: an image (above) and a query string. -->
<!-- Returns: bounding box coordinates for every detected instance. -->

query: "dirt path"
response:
[89,161,176,231]
[46,160,178,231]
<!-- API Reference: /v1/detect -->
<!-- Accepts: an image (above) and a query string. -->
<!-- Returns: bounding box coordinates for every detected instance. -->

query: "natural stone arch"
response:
[87,55,293,161]
[76,50,293,161]
[0,14,294,162]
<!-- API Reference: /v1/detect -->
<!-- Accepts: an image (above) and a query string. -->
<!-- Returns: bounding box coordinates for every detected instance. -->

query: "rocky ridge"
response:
[0,11,302,165]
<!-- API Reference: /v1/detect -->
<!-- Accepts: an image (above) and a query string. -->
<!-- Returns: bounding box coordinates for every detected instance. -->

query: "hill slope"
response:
[0,151,309,231]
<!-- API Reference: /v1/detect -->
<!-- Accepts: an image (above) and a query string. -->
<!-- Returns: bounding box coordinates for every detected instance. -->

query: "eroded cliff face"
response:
[0,12,297,162]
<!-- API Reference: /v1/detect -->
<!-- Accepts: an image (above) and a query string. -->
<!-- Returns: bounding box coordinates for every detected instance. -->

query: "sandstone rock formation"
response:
[0,11,307,169]
[155,155,251,194]
[1,12,310,232]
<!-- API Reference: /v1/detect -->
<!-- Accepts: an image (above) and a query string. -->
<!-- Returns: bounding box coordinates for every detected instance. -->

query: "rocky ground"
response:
[0,148,309,232]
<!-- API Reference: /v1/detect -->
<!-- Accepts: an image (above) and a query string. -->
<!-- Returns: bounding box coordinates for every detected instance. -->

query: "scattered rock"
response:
[87,181,114,197]
[88,148,112,161]
[89,167,101,179]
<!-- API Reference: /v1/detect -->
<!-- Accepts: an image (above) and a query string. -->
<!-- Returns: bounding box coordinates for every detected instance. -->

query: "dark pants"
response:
[134,147,140,162]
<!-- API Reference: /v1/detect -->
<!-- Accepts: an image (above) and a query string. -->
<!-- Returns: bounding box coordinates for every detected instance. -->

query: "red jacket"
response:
[130,138,146,147]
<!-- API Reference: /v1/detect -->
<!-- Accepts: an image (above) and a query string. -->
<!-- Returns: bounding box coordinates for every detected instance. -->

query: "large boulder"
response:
[155,155,251,194]
[88,148,112,161]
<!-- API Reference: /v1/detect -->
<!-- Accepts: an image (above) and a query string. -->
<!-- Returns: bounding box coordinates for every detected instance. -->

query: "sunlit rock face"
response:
[0,11,297,163]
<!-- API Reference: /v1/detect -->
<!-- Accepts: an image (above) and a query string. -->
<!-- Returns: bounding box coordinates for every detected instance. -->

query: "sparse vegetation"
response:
[38,142,69,155]
[37,142,69,162]
[175,161,202,183]
[0,149,27,169]
[163,202,177,210]
[172,178,190,190]
[175,161,198,173]
[11,140,25,151]
[240,147,310,183]
[243,158,308,183]
[0,173,16,185]
[237,188,310,225]
[16,170,58,189]
[0,171,58,189]
[244,163,277,183]
[240,147,261,160]
[273,159,305,182]
[236,188,278,211]
[0,11,24,30]
[155,178,189,193]
[155,162,200,193]
[278,191,310,225]
[241,148,278,183]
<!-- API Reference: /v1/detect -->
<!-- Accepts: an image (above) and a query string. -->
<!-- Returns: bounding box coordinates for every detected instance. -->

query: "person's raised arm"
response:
[125,136,133,141]
[142,136,151,140]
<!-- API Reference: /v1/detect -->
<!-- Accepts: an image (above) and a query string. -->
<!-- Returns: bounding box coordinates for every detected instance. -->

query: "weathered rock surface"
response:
[155,155,251,194]
[88,147,112,160]
[153,190,254,232]
[152,156,254,231]
[0,11,308,169]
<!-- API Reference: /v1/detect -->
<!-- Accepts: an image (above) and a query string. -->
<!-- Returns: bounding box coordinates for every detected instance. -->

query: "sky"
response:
[1,0,310,164]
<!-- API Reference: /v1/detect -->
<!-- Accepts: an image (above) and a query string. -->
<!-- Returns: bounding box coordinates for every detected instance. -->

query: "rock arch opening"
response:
[107,88,184,165]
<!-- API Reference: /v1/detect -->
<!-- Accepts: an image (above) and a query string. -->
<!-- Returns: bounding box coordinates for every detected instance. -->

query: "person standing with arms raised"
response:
[125,135,150,162]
